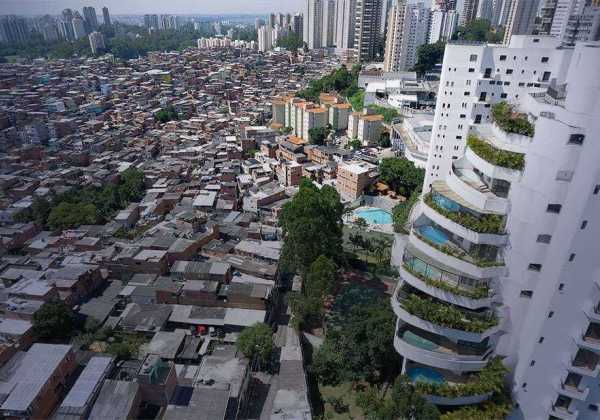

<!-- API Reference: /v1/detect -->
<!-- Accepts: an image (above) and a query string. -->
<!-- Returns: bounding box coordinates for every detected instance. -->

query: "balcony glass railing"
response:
[402,249,490,299]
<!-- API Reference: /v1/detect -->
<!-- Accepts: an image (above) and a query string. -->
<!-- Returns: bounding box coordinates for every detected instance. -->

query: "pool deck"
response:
[346,206,394,234]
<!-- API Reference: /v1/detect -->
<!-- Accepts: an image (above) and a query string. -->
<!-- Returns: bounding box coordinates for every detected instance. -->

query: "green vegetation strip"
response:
[424,193,505,234]
[491,101,534,137]
[400,293,498,333]
[403,262,489,300]
[415,357,507,398]
[467,134,525,170]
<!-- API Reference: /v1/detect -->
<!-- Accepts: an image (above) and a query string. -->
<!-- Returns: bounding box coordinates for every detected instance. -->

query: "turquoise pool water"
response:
[407,367,445,385]
[355,208,393,225]
[419,225,449,246]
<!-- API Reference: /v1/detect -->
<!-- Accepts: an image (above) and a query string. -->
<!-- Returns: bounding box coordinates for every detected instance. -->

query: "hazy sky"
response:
[1,0,305,15]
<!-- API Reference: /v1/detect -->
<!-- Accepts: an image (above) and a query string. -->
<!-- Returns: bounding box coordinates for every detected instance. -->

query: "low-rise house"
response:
[88,380,141,420]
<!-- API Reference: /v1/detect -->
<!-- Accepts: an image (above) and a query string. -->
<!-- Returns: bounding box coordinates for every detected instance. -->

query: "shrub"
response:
[415,357,508,398]
[467,134,525,170]
[424,193,505,234]
[403,262,489,300]
[491,101,534,137]
[393,190,420,233]
[400,293,498,332]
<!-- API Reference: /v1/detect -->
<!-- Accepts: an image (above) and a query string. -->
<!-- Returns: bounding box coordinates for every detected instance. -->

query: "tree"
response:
[355,217,368,231]
[413,42,445,75]
[236,323,274,369]
[305,255,337,299]
[379,157,425,197]
[349,89,365,112]
[368,105,399,123]
[378,131,391,148]
[309,126,330,145]
[311,286,399,385]
[276,33,304,50]
[357,376,440,420]
[155,105,178,123]
[347,139,362,150]
[280,179,345,274]
[453,19,504,43]
[32,301,78,341]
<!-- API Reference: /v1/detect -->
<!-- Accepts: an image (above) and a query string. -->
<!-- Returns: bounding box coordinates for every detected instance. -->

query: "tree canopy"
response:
[453,19,504,43]
[413,42,446,75]
[296,64,361,103]
[32,301,78,341]
[155,105,179,123]
[236,323,274,368]
[308,126,330,145]
[379,158,425,197]
[311,285,399,385]
[279,179,344,274]
[357,376,440,420]
[368,105,399,124]
[276,32,304,51]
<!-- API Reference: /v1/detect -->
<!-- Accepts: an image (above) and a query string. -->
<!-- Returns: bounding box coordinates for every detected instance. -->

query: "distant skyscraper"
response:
[0,15,29,44]
[503,0,541,43]
[82,6,98,33]
[258,25,272,51]
[305,0,324,49]
[285,13,292,29]
[335,0,356,49]
[144,14,159,29]
[268,13,276,28]
[60,9,75,41]
[102,7,111,27]
[354,0,383,62]
[322,0,337,47]
[292,13,304,38]
[562,6,600,43]
[384,0,430,71]
[429,8,458,43]
[72,13,87,40]
[88,31,106,54]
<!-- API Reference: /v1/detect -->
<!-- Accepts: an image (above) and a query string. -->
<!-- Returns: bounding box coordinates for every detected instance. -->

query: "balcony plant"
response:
[400,293,498,333]
[491,101,534,137]
[467,134,525,171]
[415,357,508,399]
[413,228,504,268]
[424,193,505,234]
[403,261,490,300]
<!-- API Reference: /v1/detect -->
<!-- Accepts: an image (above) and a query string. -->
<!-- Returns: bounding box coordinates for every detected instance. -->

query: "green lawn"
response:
[320,383,365,419]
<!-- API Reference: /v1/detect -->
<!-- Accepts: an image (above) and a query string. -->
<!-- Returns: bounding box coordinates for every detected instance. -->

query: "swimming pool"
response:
[407,367,445,385]
[419,225,449,246]
[355,208,393,225]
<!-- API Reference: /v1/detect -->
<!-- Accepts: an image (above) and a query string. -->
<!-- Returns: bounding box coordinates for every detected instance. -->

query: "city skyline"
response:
[0,0,305,16]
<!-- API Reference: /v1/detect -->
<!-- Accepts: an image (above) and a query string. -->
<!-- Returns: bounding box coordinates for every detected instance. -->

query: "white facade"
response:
[391,36,600,419]
[71,15,86,40]
[354,0,383,62]
[322,0,337,47]
[335,0,356,49]
[258,25,272,52]
[429,9,458,43]
[503,0,541,43]
[88,31,105,55]
[305,0,324,49]
[384,0,430,72]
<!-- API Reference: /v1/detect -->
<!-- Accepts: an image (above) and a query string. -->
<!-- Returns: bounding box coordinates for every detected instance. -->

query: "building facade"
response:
[354,0,383,62]
[384,0,430,72]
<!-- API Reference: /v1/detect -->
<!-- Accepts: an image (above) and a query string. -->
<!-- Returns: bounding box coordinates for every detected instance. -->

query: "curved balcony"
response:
[421,193,507,247]
[410,229,506,280]
[392,285,502,343]
[399,263,493,310]
[465,147,521,183]
[394,325,490,371]
[472,123,531,154]
[404,361,495,406]
[447,163,509,214]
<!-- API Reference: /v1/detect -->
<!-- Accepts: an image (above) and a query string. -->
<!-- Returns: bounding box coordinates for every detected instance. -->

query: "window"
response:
[522,383,527,388]
[547,204,562,213]
[533,38,540,43]
[568,134,585,145]
[506,69,513,74]
[556,170,573,181]
[569,253,576,262]
[499,54,507,61]
[538,337,544,343]
[529,263,542,272]
[589,404,599,412]
[520,290,533,298]
[500,93,508,98]
[518,82,525,86]
[464,91,470,96]
[460,114,466,118]
[581,220,588,229]
[558,283,564,291]
[530,360,536,366]
[536,234,552,244]
[541,56,549,62]
[548,311,554,318]
[468,68,475,72]
[594,185,600,194]
[456,135,462,140]
[469,54,477,62]
[542,71,551,81]
[474,114,482,124]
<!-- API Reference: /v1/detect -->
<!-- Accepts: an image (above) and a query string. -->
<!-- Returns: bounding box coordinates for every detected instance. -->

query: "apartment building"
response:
[354,0,383,62]
[336,160,375,201]
[348,111,384,146]
[390,36,600,419]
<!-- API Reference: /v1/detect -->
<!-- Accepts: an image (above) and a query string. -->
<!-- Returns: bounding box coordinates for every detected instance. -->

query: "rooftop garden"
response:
[424,193,505,234]
[415,357,508,398]
[402,260,490,300]
[400,292,499,333]
[467,134,525,171]
[491,101,534,137]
